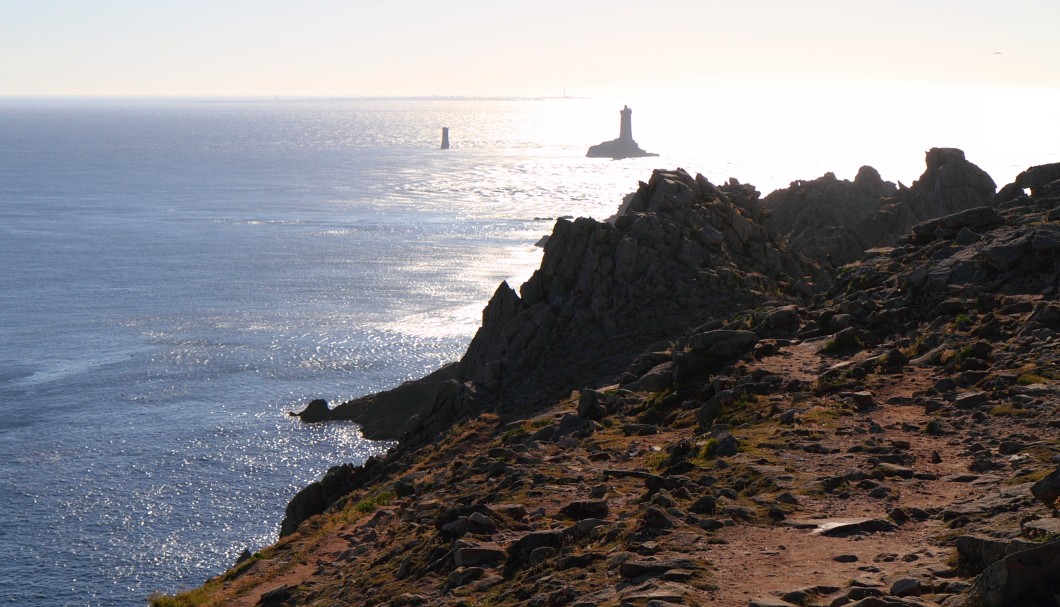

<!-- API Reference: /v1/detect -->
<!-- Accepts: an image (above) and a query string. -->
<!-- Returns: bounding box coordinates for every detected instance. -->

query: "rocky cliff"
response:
[758,147,996,268]
[163,150,1060,607]
[312,168,825,439]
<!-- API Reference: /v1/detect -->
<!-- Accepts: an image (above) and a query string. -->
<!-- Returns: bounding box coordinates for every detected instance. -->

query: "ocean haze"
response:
[0,95,1055,606]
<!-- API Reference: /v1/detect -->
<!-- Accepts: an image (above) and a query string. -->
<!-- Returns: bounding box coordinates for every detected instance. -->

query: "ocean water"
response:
[0,93,1056,606]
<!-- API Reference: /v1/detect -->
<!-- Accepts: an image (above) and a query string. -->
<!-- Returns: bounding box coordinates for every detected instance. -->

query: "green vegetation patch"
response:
[355,490,396,514]
[822,333,862,353]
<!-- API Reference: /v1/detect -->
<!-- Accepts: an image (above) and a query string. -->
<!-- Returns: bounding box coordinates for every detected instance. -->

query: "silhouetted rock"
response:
[762,167,898,266]
[291,398,331,422]
[458,168,819,412]
[310,363,461,439]
[760,148,997,267]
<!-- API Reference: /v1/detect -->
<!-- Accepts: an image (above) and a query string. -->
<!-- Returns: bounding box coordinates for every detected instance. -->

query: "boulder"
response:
[1030,465,1060,510]
[291,398,331,422]
[447,566,484,588]
[618,558,695,580]
[967,539,1060,607]
[637,362,675,392]
[558,499,610,520]
[688,330,759,363]
[506,530,564,569]
[454,546,506,568]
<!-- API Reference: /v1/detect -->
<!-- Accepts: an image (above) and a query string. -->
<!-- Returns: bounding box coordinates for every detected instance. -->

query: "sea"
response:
[0,91,1056,606]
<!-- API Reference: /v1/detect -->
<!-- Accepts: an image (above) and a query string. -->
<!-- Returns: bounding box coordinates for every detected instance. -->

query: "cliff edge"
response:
[164,150,1060,607]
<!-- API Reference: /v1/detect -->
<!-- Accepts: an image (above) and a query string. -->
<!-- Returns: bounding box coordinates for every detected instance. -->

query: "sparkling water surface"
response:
[0,94,1056,606]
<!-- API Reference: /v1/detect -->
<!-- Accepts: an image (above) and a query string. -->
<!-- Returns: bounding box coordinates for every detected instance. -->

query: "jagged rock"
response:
[760,149,996,268]
[309,363,461,438]
[1001,161,1060,198]
[458,168,816,413]
[967,539,1060,607]
[911,206,1003,242]
[291,398,331,422]
[281,463,359,537]
[762,167,898,266]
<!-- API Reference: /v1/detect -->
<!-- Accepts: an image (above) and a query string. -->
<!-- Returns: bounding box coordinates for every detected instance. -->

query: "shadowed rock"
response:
[968,539,1060,607]
[760,148,996,267]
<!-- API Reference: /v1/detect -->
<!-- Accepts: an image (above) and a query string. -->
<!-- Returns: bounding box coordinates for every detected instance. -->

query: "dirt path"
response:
[705,339,986,605]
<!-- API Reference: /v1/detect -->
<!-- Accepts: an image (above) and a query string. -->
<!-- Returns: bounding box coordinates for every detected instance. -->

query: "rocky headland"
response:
[157,149,1059,607]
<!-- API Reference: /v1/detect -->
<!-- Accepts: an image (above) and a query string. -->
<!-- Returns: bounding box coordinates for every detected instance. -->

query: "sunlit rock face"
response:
[586,105,658,159]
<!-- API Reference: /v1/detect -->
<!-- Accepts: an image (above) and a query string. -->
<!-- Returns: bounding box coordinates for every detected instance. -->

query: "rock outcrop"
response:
[163,151,1060,607]
[313,363,462,439]
[458,168,822,410]
[760,148,997,267]
[760,166,897,266]
[314,168,824,439]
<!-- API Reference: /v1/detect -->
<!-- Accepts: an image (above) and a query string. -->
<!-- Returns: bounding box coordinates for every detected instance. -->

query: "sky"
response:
[1,0,1058,97]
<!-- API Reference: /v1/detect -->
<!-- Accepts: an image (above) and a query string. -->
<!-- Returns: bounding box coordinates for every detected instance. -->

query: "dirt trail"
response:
[706,340,988,605]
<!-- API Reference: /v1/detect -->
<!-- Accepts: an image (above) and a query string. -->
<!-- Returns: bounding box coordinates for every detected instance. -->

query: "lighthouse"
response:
[585,105,656,159]
[619,106,633,142]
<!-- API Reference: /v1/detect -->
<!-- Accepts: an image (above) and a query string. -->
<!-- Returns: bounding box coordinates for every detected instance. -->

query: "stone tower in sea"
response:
[441,127,450,150]
[619,105,633,142]
[586,105,656,159]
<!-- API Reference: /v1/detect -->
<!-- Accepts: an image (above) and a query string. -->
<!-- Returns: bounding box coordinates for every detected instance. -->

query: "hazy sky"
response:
[2,0,1058,97]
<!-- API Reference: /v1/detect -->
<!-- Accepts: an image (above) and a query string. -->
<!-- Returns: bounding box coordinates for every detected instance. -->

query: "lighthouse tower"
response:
[619,106,633,142]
